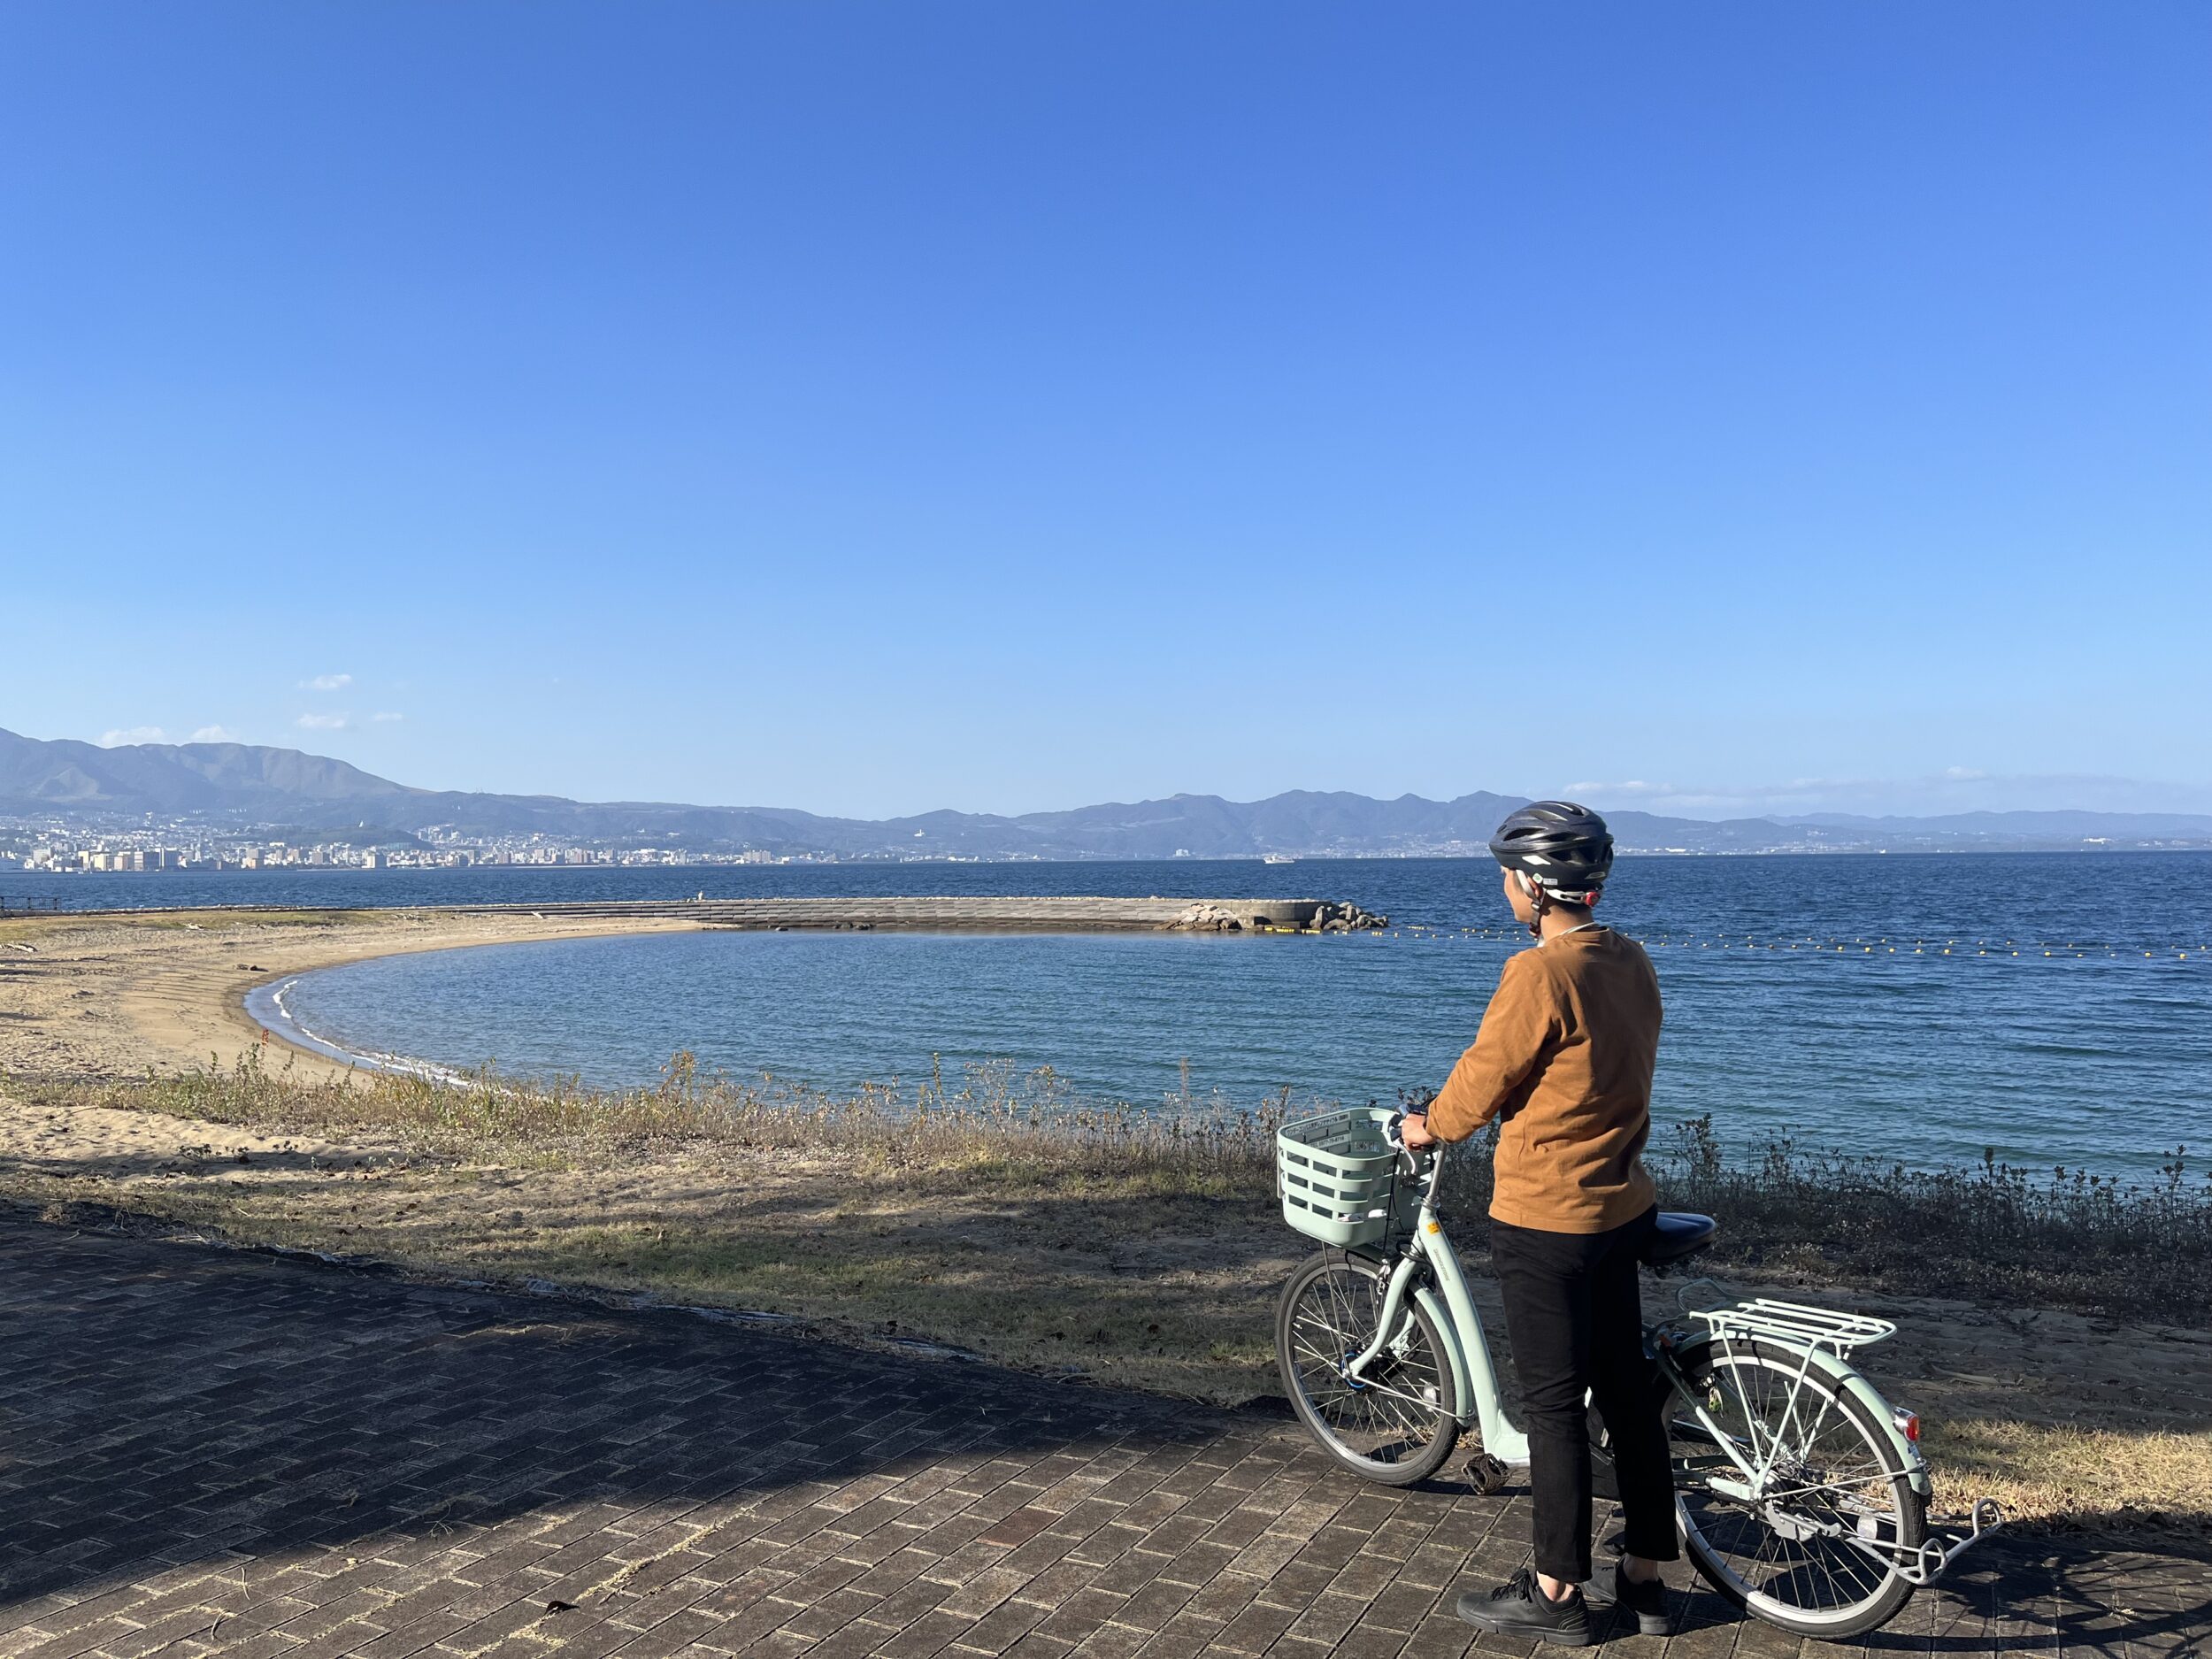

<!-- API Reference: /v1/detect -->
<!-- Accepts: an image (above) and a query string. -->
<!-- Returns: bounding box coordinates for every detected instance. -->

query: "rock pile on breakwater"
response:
[1312,900,1389,932]
[1168,904,1248,932]
[1169,900,1388,933]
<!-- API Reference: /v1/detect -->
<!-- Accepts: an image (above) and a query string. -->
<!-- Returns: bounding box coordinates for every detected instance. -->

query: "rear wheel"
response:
[1665,1338,1922,1639]
[1275,1252,1459,1485]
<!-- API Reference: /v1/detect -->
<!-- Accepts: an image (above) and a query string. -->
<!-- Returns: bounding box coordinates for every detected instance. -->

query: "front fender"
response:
[1408,1284,1474,1432]
[1414,1282,1530,1462]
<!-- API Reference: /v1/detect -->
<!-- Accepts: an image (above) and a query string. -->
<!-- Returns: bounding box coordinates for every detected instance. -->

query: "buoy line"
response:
[1344,926,2199,959]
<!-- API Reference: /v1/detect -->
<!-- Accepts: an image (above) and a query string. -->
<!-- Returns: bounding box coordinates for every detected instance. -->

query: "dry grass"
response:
[10,1053,2212,1534]
[51,1046,1286,1196]
[1647,1113,2212,1321]
[1923,1419,2212,1535]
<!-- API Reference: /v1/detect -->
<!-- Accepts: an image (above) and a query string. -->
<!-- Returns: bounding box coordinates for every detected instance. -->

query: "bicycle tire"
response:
[1275,1251,1460,1486]
[1665,1336,1923,1639]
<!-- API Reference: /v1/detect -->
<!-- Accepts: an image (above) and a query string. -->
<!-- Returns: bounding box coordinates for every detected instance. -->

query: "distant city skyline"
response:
[5,4,2207,819]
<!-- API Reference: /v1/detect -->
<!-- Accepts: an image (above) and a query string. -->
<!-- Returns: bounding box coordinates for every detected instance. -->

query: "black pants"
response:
[1491,1205,1679,1583]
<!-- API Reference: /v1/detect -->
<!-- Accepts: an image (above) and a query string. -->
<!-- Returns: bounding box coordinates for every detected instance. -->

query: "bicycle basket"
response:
[1276,1106,1418,1248]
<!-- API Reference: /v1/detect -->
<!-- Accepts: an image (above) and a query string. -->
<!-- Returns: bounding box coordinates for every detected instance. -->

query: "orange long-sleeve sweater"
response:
[1428,926,1662,1233]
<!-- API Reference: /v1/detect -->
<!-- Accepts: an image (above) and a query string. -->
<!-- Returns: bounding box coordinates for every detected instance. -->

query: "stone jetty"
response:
[442,895,1388,933]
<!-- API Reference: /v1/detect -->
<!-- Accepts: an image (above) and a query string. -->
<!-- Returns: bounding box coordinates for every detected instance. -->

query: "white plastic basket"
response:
[1276,1105,1417,1248]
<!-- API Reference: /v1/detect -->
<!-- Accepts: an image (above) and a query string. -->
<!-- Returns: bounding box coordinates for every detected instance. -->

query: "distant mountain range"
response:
[4,726,2209,856]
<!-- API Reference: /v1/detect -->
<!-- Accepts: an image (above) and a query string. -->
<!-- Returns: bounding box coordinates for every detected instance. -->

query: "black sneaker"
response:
[1455,1565,1595,1646]
[1612,1562,1672,1636]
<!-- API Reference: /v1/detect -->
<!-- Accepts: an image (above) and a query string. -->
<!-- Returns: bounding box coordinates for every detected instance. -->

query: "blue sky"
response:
[4,3,2207,819]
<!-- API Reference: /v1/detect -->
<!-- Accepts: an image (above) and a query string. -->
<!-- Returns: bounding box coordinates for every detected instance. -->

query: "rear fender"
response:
[1668,1329,1932,1502]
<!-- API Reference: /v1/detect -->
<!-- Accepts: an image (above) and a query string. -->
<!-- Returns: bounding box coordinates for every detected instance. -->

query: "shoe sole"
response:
[1607,1600,1673,1638]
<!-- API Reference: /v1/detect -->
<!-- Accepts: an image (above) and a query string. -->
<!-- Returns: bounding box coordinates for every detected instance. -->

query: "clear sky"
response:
[4,3,2207,819]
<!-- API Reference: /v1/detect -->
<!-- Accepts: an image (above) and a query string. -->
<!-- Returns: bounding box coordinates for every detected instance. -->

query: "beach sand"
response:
[0,905,702,1083]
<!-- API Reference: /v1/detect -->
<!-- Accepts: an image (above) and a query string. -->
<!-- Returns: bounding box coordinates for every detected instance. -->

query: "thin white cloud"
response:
[98,726,167,747]
[1565,780,1677,797]
[296,712,350,731]
[370,710,403,724]
[188,725,241,743]
[1563,770,2212,819]
[301,673,353,691]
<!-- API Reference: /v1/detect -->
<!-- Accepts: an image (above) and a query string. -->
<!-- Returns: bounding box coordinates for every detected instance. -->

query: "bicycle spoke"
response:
[1283,1262,1448,1468]
[1673,1350,1913,1624]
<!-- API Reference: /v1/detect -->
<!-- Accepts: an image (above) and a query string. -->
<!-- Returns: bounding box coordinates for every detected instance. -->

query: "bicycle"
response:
[1272,1104,2001,1640]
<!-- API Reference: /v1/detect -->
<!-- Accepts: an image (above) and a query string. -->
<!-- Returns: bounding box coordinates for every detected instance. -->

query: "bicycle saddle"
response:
[1641,1210,1718,1266]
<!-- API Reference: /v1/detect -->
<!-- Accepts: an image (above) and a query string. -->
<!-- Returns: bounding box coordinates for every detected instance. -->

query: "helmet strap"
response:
[1516,870,1549,939]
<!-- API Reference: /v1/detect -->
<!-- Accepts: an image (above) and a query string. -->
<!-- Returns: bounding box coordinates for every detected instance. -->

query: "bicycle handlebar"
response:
[1383,1106,1439,1181]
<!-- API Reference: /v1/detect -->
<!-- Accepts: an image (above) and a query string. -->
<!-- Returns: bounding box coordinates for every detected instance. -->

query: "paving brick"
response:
[953,1594,1054,1655]
[1028,1586,1131,1644]
[1109,1576,1202,1637]
[0,1218,2186,1659]
[1205,1595,1301,1653]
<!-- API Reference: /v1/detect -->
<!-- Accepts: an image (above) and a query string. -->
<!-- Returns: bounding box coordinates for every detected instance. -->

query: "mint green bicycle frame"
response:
[1340,1148,1530,1466]
[1338,1141,1990,1589]
[1337,1144,1923,1485]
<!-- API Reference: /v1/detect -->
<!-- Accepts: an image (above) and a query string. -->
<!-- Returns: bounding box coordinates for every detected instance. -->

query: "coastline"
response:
[243,973,475,1081]
[0,907,710,1085]
[0,894,1373,1087]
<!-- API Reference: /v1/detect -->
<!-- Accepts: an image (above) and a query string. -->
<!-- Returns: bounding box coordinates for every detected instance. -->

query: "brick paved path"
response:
[0,1220,2203,1658]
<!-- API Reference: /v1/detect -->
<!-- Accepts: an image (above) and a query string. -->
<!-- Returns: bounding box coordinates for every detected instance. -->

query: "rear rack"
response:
[1688,1299,1898,1357]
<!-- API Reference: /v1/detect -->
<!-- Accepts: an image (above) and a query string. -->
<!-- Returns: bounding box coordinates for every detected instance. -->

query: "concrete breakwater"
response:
[440,895,1388,933]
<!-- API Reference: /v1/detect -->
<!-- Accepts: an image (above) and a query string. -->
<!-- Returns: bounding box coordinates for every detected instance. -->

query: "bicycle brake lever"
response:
[1384,1113,1425,1178]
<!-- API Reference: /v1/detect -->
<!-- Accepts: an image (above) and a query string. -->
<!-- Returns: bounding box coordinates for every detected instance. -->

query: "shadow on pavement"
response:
[0,1216,2203,1657]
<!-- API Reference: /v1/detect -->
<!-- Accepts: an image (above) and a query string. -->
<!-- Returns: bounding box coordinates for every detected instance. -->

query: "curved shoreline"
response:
[223,920,718,1082]
[2,895,1353,1088]
[243,974,474,1083]
[0,907,709,1085]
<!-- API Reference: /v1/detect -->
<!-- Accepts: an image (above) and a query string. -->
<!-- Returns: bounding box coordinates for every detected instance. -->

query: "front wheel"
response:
[1666,1337,1924,1640]
[1275,1252,1459,1486]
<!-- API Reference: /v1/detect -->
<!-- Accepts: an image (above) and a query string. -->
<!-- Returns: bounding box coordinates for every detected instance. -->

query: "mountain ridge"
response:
[4,727,2208,856]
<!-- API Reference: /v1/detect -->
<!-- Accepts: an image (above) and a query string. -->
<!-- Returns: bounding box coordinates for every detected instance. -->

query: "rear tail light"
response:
[1893,1407,1921,1443]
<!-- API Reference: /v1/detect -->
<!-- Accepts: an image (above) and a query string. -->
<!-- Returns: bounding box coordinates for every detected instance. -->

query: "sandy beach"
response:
[0,906,704,1086]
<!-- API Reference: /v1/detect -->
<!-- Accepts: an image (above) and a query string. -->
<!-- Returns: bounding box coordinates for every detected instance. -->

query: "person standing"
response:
[1400,802,1678,1643]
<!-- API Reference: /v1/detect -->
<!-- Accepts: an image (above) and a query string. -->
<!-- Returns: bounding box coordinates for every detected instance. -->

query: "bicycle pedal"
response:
[1463,1451,1512,1494]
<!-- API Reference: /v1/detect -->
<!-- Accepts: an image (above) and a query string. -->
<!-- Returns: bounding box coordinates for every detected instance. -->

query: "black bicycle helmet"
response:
[1489,801,1614,903]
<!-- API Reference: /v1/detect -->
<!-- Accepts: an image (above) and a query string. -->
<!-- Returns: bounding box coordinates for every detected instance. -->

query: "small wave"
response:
[248,976,471,1085]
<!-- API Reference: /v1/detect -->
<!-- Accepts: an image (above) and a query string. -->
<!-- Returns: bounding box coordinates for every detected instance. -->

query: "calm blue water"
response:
[165,854,2212,1178]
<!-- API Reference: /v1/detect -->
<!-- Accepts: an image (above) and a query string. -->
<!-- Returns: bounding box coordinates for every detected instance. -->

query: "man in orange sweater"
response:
[1401,802,1676,1643]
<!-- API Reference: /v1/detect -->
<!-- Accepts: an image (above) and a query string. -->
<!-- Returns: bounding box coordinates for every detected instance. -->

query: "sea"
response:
[9,854,2208,1178]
